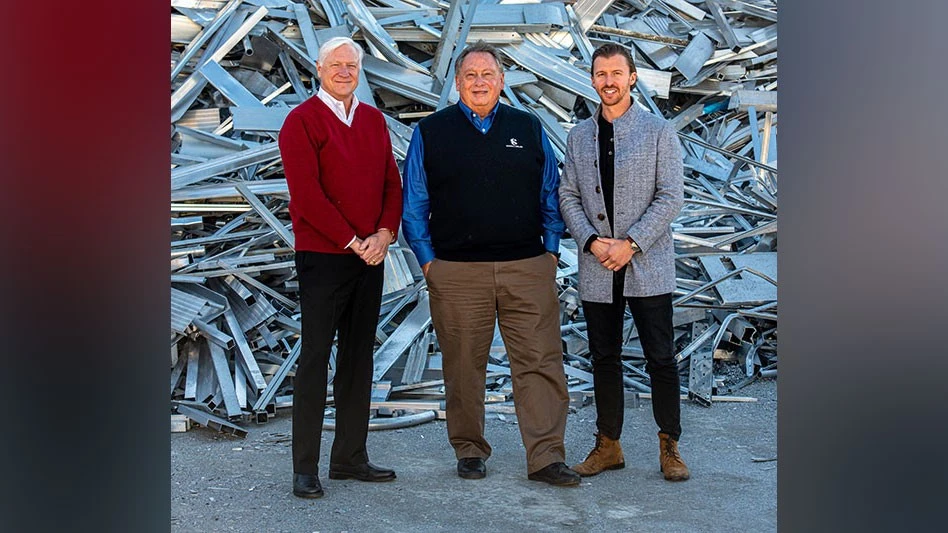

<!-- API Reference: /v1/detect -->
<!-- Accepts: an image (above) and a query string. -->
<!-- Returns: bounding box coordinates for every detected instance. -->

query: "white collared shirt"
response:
[317,87,359,127]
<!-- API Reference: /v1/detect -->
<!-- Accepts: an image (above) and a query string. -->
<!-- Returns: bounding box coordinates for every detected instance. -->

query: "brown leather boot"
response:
[658,432,690,481]
[572,433,625,477]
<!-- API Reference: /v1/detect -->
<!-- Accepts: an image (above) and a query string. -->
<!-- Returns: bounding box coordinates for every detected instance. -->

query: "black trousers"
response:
[292,251,384,475]
[582,271,682,441]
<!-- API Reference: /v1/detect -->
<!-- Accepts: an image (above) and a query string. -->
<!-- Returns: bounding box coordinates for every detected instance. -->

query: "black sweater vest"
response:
[418,104,546,262]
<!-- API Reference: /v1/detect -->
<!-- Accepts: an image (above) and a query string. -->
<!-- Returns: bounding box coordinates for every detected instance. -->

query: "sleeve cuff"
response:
[344,235,358,250]
[543,231,561,255]
[413,245,435,266]
[584,234,599,253]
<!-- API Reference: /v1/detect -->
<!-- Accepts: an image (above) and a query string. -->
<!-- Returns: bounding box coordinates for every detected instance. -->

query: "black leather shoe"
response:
[293,473,324,498]
[457,457,487,479]
[328,462,396,482]
[527,462,581,486]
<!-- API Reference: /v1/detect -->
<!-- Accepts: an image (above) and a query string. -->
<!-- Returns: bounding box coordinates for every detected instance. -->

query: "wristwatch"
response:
[625,236,641,253]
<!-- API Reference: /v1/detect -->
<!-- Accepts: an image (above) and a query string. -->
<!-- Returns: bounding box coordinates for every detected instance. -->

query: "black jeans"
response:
[292,251,384,474]
[582,271,681,441]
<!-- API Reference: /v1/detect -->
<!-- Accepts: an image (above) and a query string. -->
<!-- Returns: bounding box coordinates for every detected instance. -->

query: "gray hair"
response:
[318,36,364,66]
[454,40,504,77]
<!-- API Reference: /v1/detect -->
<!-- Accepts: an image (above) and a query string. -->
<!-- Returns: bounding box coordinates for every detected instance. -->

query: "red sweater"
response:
[278,97,402,253]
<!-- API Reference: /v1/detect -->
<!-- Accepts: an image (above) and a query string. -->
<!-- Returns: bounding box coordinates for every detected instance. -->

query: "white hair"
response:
[317,37,364,66]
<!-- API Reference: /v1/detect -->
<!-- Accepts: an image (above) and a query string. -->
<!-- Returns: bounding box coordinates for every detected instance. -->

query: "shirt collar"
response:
[457,100,500,134]
[317,87,359,126]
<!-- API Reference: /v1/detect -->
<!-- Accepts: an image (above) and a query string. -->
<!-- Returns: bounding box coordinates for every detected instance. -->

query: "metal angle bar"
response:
[677,132,778,174]
[171,349,188,395]
[171,287,209,334]
[343,0,428,74]
[672,266,777,308]
[231,106,292,132]
[277,50,310,100]
[235,183,295,247]
[252,339,301,412]
[661,0,707,21]
[564,5,594,66]
[675,323,720,363]
[673,32,714,81]
[688,348,713,406]
[172,6,270,121]
[195,340,217,402]
[171,143,281,190]
[760,110,774,167]
[429,0,465,87]
[589,23,689,47]
[572,0,616,33]
[720,0,777,23]
[223,308,268,391]
[209,338,240,418]
[362,55,440,107]
[748,105,762,166]
[171,9,247,123]
[684,198,776,219]
[401,327,431,385]
[233,271,299,311]
[172,0,245,81]
[696,176,753,230]
[193,316,236,349]
[199,60,265,108]
[500,40,600,103]
[313,0,344,26]
[525,105,567,155]
[176,125,248,151]
[707,0,740,52]
[175,403,248,437]
[171,178,287,202]
[266,27,319,76]
[271,313,302,334]
[292,2,320,60]
[174,230,265,250]
[373,291,431,381]
[184,341,200,399]
[709,220,776,247]
[234,361,247,408]
[176,234,280,275]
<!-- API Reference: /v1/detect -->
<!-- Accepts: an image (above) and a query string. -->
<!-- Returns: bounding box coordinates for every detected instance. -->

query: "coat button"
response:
[595,186,601,193]
[597,213,605,221]
[593,161,598,168]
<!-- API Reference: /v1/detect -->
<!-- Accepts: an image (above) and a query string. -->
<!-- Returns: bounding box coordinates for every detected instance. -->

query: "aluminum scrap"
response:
[169,0,778,433]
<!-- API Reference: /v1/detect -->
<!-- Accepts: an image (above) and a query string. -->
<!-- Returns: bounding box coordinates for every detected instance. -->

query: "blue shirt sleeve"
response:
[402,126,436,265]
[540,129,564,254]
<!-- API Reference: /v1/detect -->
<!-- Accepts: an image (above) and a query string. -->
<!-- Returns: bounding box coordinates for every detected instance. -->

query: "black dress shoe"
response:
[293,473,324,498]
[527,462,581,486]
[457,457,487,479]
[328,462,396,482]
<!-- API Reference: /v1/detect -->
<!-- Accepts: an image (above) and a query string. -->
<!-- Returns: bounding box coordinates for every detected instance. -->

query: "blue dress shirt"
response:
[402,101,564,266]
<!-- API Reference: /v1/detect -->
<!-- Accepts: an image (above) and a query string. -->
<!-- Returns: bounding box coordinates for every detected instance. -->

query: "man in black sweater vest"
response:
[402,41,579,486]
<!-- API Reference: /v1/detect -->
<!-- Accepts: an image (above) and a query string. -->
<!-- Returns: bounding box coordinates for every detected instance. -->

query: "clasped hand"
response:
[349,231,392,266]
[591,237,635,272]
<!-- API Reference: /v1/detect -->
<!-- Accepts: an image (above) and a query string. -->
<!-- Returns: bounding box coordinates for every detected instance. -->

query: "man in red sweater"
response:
[278,36,402,499]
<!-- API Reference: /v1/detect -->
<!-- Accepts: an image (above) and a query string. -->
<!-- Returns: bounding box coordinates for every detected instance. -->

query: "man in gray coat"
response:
[559,43,689,481]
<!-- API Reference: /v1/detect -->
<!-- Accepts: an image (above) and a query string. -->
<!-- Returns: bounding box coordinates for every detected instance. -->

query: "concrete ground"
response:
[171,378,776,532]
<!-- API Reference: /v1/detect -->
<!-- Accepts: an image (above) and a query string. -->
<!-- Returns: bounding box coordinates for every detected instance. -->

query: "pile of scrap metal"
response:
[170,0,777,435]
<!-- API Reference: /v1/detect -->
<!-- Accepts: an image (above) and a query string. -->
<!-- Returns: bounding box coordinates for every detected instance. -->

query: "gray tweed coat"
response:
[558,104,684,303]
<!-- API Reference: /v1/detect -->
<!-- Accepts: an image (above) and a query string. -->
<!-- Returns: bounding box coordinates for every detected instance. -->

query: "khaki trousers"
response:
[426,253,569,474]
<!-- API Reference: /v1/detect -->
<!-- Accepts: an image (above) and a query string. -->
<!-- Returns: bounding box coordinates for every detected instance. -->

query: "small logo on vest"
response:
[506,138,523,149]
